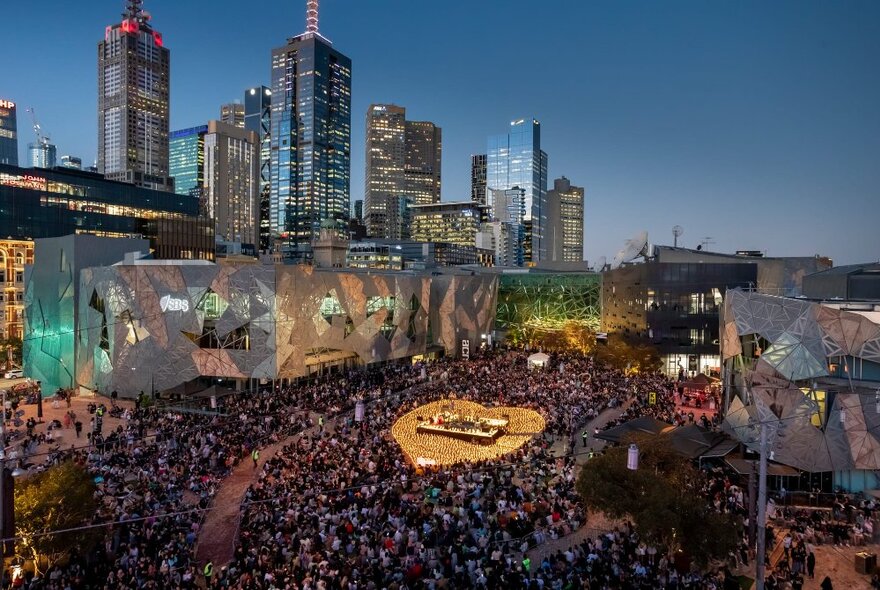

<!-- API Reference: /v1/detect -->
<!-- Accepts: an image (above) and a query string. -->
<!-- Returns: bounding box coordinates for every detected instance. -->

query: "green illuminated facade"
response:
[496,271,601,334]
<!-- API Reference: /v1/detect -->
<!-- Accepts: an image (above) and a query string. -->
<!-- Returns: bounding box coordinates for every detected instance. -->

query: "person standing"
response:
[807,551,816,579]
[820,576,833,590]
[581,430,588,447]
[251,448,260,469]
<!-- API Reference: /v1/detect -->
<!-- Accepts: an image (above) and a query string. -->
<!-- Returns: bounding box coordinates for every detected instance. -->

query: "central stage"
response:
[415,410,509,442]
[391,399,546,467]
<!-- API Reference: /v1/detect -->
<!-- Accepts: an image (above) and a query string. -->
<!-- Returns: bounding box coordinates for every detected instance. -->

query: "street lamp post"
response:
[755,424,769,590]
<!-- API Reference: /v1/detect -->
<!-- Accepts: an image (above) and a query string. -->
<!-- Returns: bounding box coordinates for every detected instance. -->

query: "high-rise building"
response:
[28,141,57,169]
[470,154,486,205]
[61,155,83,170]
[98,0,173,191]
[364,104,442,239]
[220,103,245,128]
[270,0,351,261]
[353,199,363,223]
[404,120,441,205]
[545,176,584,263]
[487,119,548,262]
[364,104,406,238]
[204,120,260,246]
[169,125,207,198]
[487,187,525,266]
[0,98,18,166]
[244,86,272,251]
[410,201,487,247]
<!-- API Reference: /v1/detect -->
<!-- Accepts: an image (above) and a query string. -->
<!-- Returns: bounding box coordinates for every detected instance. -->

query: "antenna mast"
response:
[672,225,683,248]
[306,0,319,33]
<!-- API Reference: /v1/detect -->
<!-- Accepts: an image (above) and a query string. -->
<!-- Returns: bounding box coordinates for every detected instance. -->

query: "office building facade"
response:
[98,0,173,191]
[0,163,212,259]
[169,125,207,198]
[61,155,83,170]
[220,103,245,128]
[404,120,441,205]
[487,119,548,262]
[0,98,18,166]
[410,201,487,248]
[203,120,259,246]
[545,176,584,263]
[471,154,487,206]
[364,104,406,238]
[244,86,272,251]
[270,7,351,261]
[28,141,57,169]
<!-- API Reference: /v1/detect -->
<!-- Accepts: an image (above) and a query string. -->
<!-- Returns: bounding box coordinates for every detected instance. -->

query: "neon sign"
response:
[0,100,14,110]
[159,295,189,312]
[120,19,139,34]
[153,32,163,47]
[0,173,46,191]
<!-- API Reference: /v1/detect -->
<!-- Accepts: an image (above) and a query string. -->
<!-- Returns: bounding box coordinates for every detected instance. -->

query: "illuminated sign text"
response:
[159,295,190,313]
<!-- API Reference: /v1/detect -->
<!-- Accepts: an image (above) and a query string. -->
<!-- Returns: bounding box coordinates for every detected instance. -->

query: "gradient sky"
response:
[3,0,879,264]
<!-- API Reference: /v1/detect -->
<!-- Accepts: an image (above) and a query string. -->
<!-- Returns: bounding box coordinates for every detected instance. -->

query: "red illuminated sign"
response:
[120,19,139,34]
[0,173,46,191]
[153,31,163,47]
[0,100,14,110]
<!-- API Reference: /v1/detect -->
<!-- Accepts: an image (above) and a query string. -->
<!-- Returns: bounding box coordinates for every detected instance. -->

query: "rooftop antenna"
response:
[123,0,144,20]
[700,237,716,251]
[672,225,683,248]
[306,0,319,33]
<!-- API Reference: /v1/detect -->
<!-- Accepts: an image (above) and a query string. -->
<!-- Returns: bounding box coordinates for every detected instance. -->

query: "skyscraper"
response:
[220,103,245,128]
[270,0,351,260]
[364,104,406,238]
[404,120,441,205]
[98,0,172,191]
[364,104,442,238]
[487,119,548,262]
[169,125,207,198]
[471,154,486,205]
[28,141,57,169]
[545,176,585,263]
[0,98,18,166]
[245,86,272,251]
[204,120,260,246]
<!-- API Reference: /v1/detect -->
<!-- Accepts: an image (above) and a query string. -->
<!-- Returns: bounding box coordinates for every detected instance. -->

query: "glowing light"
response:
[152,32,163,47]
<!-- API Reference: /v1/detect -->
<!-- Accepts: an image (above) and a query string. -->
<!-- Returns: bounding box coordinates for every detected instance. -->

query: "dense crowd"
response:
[0,350,840,589]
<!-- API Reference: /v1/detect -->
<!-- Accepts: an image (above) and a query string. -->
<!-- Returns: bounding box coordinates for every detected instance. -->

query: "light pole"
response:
[755,423,769,590]
[0,389,26,585]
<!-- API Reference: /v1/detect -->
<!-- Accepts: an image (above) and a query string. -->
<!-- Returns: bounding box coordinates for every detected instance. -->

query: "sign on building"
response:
[461,339,470,360]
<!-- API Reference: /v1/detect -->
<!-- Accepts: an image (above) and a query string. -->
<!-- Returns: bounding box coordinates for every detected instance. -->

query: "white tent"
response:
[527,352,550,369]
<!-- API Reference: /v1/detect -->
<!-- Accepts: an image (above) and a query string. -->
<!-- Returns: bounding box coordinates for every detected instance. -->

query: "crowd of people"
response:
[0,349,852,589]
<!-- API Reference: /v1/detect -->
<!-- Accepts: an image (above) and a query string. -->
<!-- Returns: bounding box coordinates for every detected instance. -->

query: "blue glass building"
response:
[269,15,351,261]
[487,119,548,263]
[169,125,207,197]
[245,86,272,251]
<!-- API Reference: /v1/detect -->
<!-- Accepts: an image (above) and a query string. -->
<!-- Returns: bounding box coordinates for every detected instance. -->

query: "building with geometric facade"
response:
[721,289,880,491]
[24,238,498,396]
[495,270,601,340]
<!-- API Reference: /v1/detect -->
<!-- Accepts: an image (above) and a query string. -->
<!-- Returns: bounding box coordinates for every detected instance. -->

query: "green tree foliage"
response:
[0,336,22,370]
[13,461,99,572]
[576,435,739,567]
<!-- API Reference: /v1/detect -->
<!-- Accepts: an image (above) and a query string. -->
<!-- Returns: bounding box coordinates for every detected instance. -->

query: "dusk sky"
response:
[3,0,879,265]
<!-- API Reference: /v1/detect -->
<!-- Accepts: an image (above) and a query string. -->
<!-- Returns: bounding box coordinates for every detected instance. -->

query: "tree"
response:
[0,336,22,371]
[576,435,739,566]
[14,461,99,573]
[593,334,662,374]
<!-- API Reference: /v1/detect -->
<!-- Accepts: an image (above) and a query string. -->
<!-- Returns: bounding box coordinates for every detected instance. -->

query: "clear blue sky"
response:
[3,0,879,264]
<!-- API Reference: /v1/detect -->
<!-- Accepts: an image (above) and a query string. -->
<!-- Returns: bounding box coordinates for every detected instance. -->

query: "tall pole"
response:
[755,424,769,590]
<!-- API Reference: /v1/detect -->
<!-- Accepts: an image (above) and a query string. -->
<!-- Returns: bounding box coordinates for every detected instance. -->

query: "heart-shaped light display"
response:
[391,399,546,467]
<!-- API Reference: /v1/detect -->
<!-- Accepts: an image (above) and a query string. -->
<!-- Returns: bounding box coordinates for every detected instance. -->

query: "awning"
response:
[595,416,673,444]
[701,438,740,459]
[725,457,800,477]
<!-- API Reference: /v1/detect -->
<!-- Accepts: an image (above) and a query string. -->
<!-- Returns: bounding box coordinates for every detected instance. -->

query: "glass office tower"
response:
[98,0,173,191]
[0,98,18,166]
[487,119,548,262]
[169,125,207,198]
[269,12,351,261]
[245,86,272,251]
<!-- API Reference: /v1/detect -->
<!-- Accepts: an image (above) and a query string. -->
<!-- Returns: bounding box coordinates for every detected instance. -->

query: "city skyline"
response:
[2,0,878,264]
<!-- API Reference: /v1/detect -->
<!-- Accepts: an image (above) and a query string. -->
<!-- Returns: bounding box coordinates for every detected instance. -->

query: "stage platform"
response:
[416,412,509,443]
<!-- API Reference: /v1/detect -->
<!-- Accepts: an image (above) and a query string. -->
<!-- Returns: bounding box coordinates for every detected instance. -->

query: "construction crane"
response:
[26,107,51,148]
